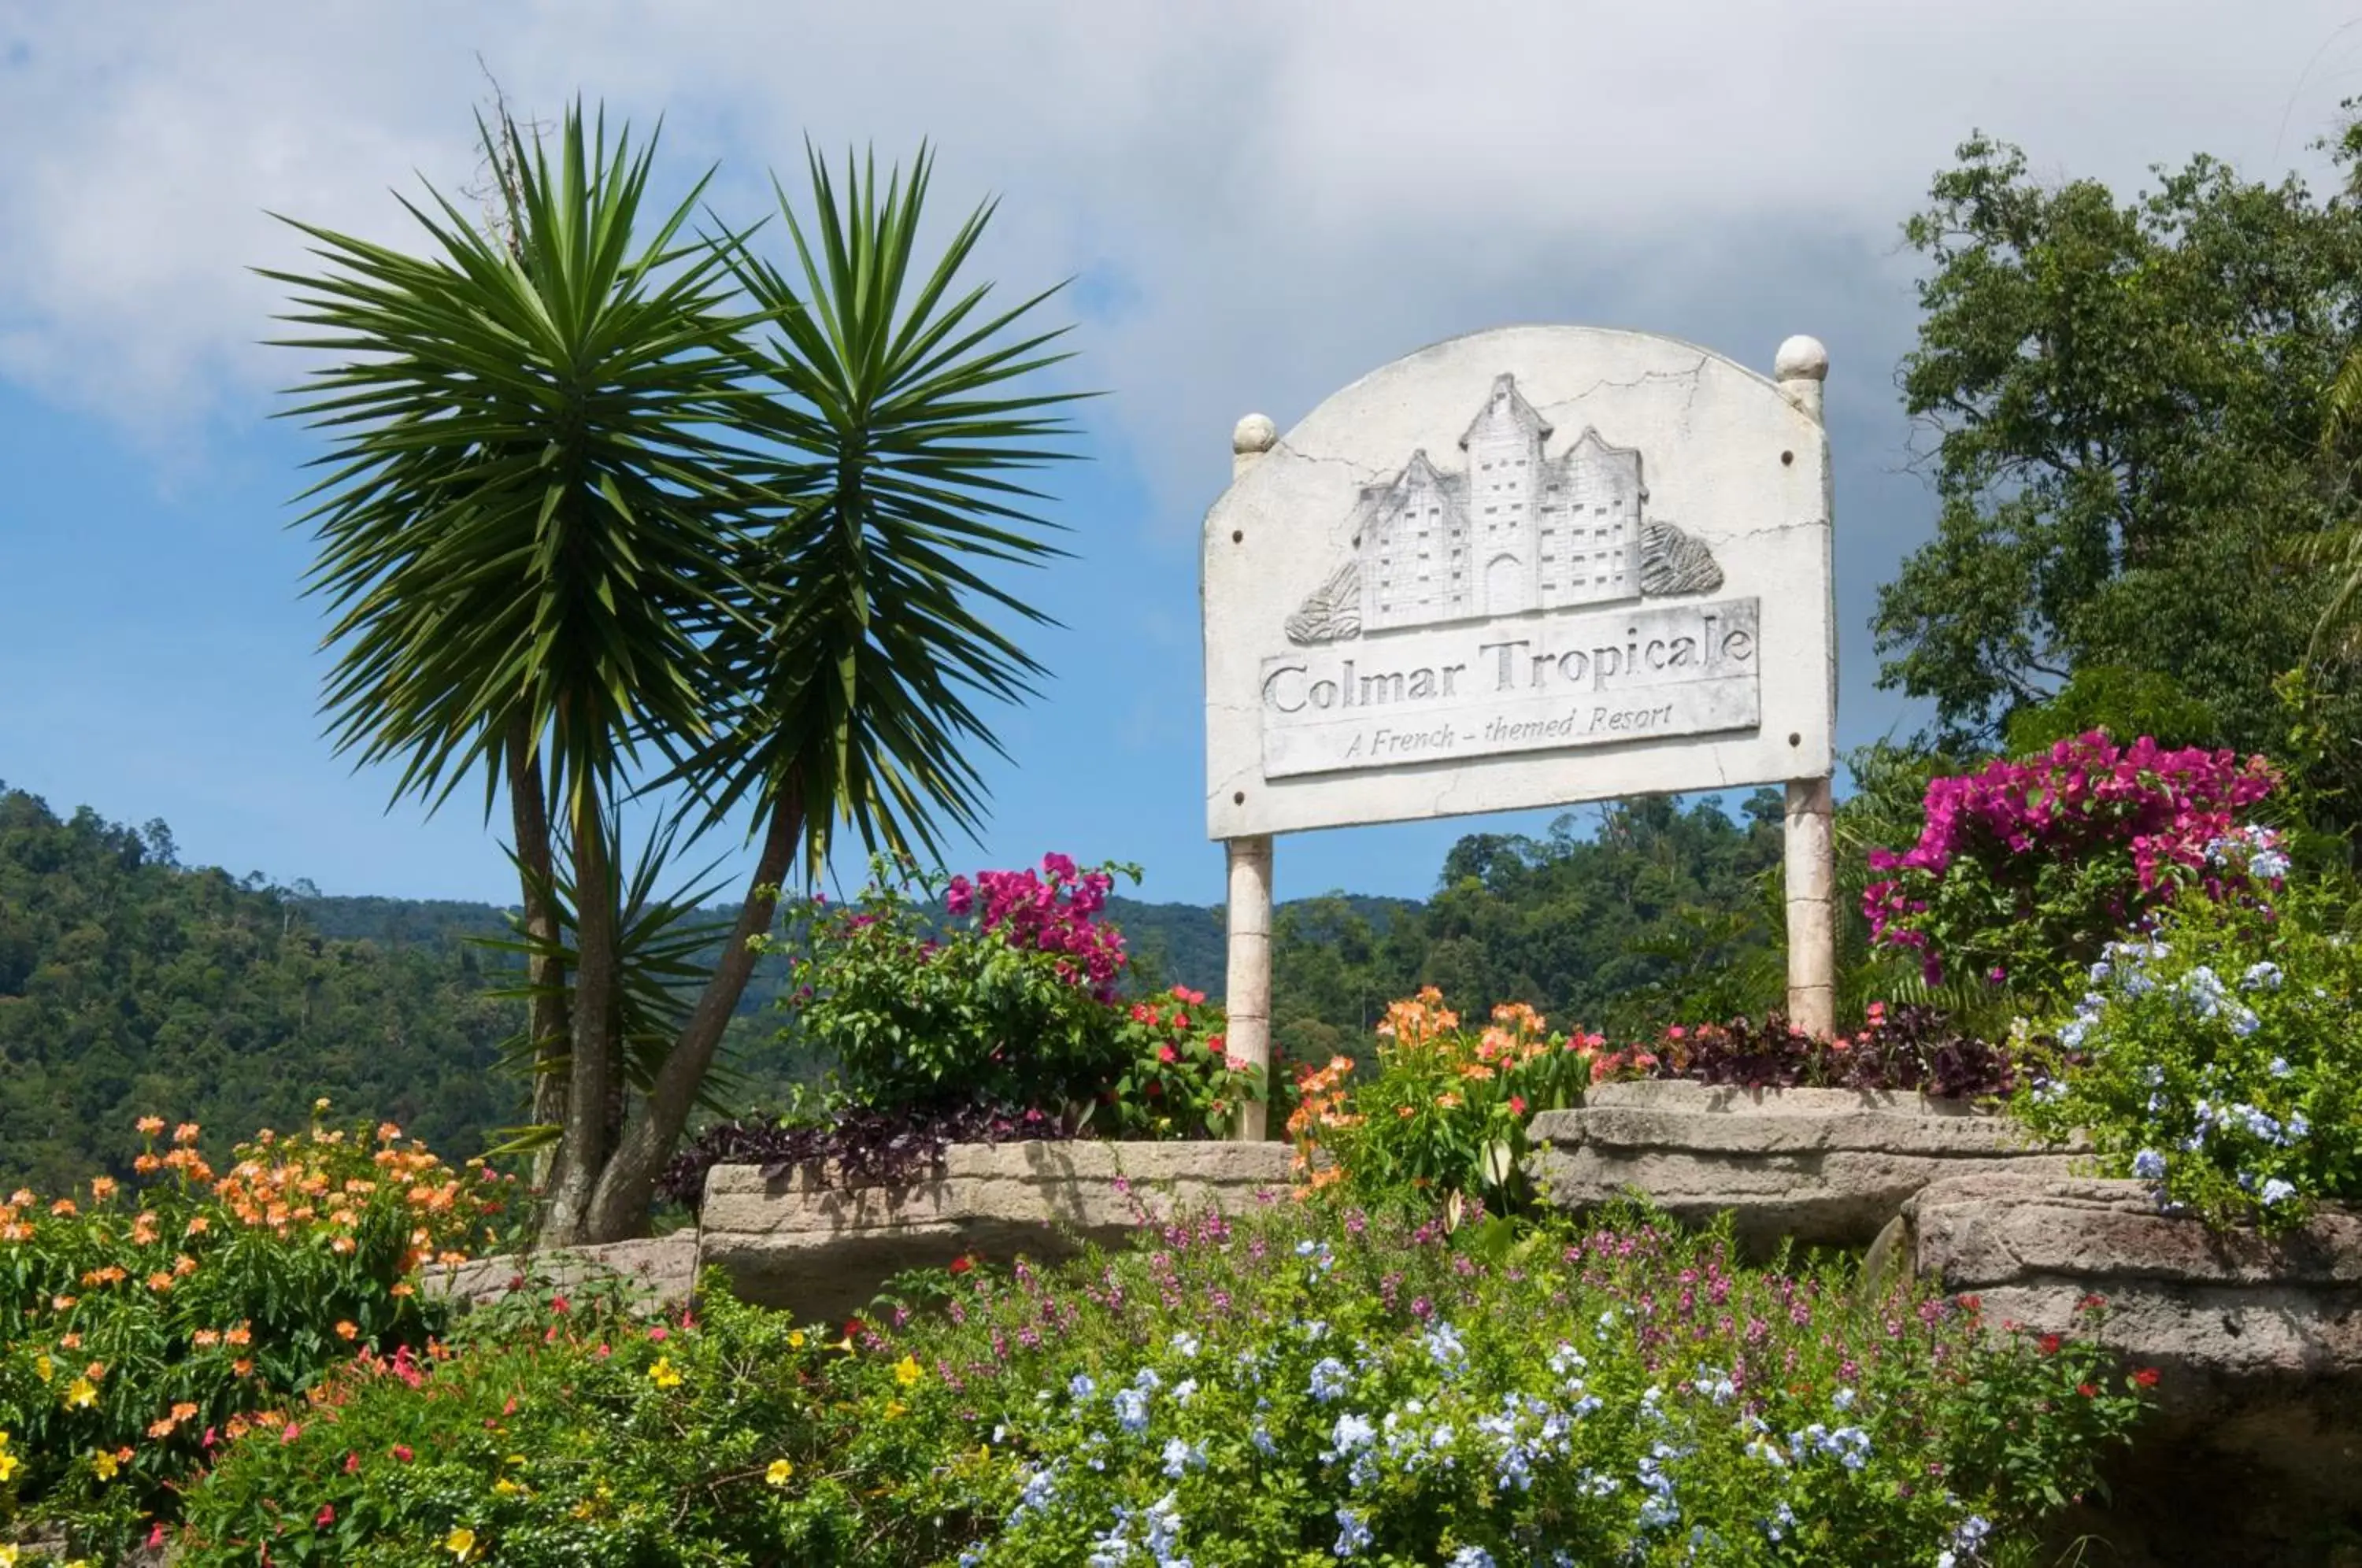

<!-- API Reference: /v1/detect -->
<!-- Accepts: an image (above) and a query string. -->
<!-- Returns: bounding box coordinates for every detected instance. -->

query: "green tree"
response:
[271,105,1079,1242]
[1873,133,2362,817]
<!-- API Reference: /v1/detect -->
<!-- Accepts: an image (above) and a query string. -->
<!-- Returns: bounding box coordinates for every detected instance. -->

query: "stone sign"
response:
[1201,326,1838,1136]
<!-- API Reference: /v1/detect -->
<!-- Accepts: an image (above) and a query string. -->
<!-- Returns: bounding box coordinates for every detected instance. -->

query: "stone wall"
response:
[1906,1174,2362,1564]
[1526,1079,2080,1251]
[698,1139,1298,1322]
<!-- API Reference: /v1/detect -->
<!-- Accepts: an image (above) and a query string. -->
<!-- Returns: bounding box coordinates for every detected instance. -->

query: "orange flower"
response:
[172,1254,198,1278]
[389,1282,416,1299]
[185,1216,210,1237]
[192,1330,221,1348]
[49,1198,78,1218]
[146,1273,175,1292]
[170,1401,198,1422]
[335,1321,359,1341]
[146,1416,178,1438]
[83,1360,106,1381]
[376,1122,402,1144]
[59,1333,80,1350]
[232,1358,254,1377]
[50,1295,75,1311]
[226,1322,251,1346]
[330,1236,355,1255]
[133,1155,161,1175]
[90,1176,117,1201]
[135,1116,165,1137]
[172,1122,201,1146]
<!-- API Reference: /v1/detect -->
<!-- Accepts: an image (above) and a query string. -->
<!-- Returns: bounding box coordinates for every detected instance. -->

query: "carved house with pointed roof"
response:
[1354,373,1643,634]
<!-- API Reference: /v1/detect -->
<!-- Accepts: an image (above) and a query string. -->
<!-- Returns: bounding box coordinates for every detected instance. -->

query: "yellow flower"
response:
[0,1544,19,1566]
[787,1329,806,1349]
[765,1458,794,1486]
[884,1400,909,1419]
[893,1355,924,1388]
[34,1355,51,1382]
[91,1448,119,1480]
[647,1356,682,1389]
[66,1377,98,1408]
[492,1478,521,1496]
[444,1526,478,1560]
[0,1450,17,1482]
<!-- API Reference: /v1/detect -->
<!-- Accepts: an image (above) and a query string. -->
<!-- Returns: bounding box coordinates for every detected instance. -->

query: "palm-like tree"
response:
[269,105,1079,1241]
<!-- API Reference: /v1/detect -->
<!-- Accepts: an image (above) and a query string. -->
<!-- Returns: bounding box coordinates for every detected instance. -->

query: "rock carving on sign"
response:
[1283,372,1722,647]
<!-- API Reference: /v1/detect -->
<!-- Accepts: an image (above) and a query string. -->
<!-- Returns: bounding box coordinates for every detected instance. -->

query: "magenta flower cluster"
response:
[946,852,1129,1000]
[1864,732,2278,979]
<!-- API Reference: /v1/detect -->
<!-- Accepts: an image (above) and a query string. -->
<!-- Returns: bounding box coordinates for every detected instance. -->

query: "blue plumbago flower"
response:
[1332,1507,1372,1559]
[2230,1007,2262,1037]
[2242,961,2284,992]
[2288,1114,2311,1141]
[1568,1392,1604,1418]
[1142,1492,1187,1568]
[1938,1511,1994,1566]
[2260,1177,2299,1206]
[1694,1368,1737,1404]
[2233,1104,2290,1145]
[2133,1149,2167,1182]
[2269,1056,2294,1078]
[1303,1319,1331,1343]
[1446,1548,1495,1568]
[1010,1464,1059,1521]
[1309,1357,1351,1403]
[1744,1433,1787,1467]
[1831,1386,1856,1411]
[1764,1501,1797,1542]
[1068,1373,1098,1400]
[1171,1378,1200,1405]
[1249,1418,1276,1456]
[1579,1469,1621,1496]
[1635,1448,1681,1529]
[1168,1331,1201,1359]
[1113,1387,1152,1434]
[960,1548,987,1568]
[1547,1342,1587,1378]
[1087,1515,1135,1568]
[1327,1411,1377,1456]
[1423,1320,1468,1370]
[2030,1077,2068,1104]
[1160,1437,1206,1477]
[1132,1367,1164,1393]
[1295,1239,1335,1273]
[2252,845,2292,881]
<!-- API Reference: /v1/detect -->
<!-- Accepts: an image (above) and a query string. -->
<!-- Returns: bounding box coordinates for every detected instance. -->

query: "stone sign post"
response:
[1202,326,1837,1138]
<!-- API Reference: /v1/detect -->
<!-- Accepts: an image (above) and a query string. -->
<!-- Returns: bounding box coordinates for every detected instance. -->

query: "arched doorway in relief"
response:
[1484,553,1523,617]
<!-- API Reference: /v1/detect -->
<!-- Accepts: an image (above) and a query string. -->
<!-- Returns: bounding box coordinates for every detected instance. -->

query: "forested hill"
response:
[0,782,1783,1187]
[0,786,521,1191]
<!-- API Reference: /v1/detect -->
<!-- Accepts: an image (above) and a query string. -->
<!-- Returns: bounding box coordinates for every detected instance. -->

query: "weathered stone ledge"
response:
[698,1138,1298,1322]
[1526,1079,2081,1250]
[423,1233,699,1311]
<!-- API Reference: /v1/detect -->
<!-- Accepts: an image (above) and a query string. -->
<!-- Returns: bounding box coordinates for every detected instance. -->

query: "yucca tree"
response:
[270,104,1080,1242]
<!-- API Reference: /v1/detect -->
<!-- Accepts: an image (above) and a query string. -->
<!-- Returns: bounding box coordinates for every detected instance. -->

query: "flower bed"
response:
[168,1200,2153,1566]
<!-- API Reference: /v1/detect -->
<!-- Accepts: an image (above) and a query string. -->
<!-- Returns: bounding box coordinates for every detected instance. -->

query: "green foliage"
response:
[772,859,1254,1137]
[0,1118,503,1556]
[1285,991,1594,1211]
[175,1205,2150,1566]
[0,786,521,1193]
[1874,131,2362,827]
[2016,891,2362,1233]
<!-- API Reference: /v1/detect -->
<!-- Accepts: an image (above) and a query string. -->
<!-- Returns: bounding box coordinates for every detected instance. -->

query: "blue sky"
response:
[3,3,2356,908]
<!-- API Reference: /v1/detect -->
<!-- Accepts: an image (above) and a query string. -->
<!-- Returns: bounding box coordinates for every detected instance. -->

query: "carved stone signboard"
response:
[1201,326,1838,1135]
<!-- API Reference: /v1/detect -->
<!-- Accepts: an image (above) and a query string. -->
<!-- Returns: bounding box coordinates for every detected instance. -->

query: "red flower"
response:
[1509,1096,1528,1116]
[391,1444,413,1463]
[2132,1366,2161,1388]
[343,1451,360,1474]
[1956,1294,1981,1315]
[1158,1045,1178,1064]
[949,1256,975,1275]
[2038,1334,2062,1356]
[2076,1382,2097,1398]
[316,1504,336,1527]
[2076,1292,2106,1311]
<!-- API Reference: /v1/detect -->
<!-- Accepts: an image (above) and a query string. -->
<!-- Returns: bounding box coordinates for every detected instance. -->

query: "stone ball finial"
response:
[1774,335,1829,383]
[1232,413,1278,456]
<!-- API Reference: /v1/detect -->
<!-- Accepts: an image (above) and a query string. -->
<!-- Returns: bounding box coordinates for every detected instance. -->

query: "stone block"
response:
[1526,1080,2079,1251]
[1905,1174,2362,1564]
[697,1139,1296,1323]
[422,1233,698,1312]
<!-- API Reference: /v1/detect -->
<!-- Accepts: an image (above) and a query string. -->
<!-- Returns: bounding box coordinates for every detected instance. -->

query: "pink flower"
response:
[391,1444,413,1463]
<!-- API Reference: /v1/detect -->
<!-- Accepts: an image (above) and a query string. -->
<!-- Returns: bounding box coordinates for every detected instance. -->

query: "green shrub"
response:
[775,856,1256,1134]
[2016,890,2362,1231]
[0,1111,505,1557]
[177,1202,2151,1566]
[1285,989,1590,1209]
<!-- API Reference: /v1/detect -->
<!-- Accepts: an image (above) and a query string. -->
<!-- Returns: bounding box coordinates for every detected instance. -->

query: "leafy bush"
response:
[175,1202,2153,1566]
[2016,890,2362,1232]
[0,1111,502,1555]
[1285,989,1592,1209]
[772,856,1257,1136]
[1863,732,2281,994]
[1601,1004,2027,1100]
